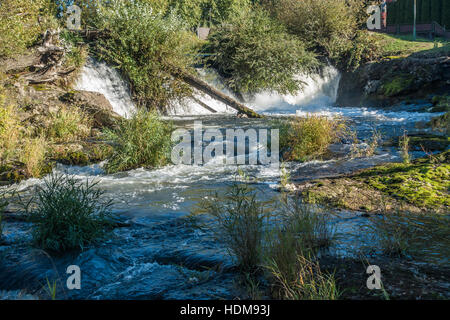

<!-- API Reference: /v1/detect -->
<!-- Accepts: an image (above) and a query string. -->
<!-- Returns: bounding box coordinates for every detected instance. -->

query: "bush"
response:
[267,0,375,71]
[104,110,173,173]
[196,182,269,272]
[277,115,348,162]
[46,107,92,143]
[203,7,317,95]
[0,0,58,58]
[92,0,197,109]
[24,173,114,252]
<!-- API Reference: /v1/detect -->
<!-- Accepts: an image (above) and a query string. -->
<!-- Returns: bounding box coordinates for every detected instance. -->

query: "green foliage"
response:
[0,0,58,58]
[24,173,114,252]
[203,7,317,95]
[276,115,348,162]
[166,0,251,28]
[104,110,173,173]
[268,0,369,71]
[196,182,270,272]
[92,0,196,108]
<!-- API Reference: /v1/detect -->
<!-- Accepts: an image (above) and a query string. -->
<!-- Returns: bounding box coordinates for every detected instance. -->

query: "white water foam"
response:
[247,66,342,114]
[75,58,136,118]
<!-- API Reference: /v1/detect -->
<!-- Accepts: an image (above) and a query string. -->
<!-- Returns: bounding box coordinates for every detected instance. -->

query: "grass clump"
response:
[203,7,317,95]
[266,254,339,300]
[104,110,173,173]
[264,195,338,300]
[20,136,48,178]
[196,182,269,272]
[277,115,347,162]
[23,173,114,252]
[46,107,92,143]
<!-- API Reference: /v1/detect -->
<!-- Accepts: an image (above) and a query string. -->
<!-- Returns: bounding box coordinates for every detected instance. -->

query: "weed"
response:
[23,173,114,252]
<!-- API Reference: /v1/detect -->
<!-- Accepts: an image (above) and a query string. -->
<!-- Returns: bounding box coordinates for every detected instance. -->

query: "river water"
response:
[0,62,445,299]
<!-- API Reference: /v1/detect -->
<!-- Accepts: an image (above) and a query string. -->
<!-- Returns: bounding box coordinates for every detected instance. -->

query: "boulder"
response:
[60,90,121,128]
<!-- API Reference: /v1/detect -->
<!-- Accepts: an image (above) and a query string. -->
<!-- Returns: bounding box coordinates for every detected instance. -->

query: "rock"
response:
[337,51,450,107]
[60,90,121,128]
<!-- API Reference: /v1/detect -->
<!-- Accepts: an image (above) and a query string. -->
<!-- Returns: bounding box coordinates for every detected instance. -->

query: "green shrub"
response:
[92,0,196,108]
[196,182,270,272]
[24,173,114,252]
[104,110,173,173]
[276,115,348,162]
[0,0,58,58]
[203,7,317,95]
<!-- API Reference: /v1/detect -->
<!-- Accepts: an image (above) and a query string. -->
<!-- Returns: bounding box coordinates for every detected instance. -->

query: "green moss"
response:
[380,74,414,97]
[357,152,450,209]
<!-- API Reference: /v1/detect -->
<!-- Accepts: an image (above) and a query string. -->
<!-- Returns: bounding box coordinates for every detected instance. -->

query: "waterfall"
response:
[246,65,342,114]
[74,58,136,118]
[167,66,341,116]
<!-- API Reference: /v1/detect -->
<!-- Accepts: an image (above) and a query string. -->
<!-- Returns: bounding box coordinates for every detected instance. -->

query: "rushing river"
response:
[0,61,445,300]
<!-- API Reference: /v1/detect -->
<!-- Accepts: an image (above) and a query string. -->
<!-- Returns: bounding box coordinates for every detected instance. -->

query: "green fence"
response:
[387,0,450,28]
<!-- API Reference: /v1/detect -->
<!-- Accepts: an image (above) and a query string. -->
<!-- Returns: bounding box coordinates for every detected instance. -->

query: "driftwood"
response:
[172,68,263,118]
[191,96,218,113]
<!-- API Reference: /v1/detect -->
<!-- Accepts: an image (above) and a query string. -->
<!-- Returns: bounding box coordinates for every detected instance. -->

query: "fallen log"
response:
[171,69,263,118]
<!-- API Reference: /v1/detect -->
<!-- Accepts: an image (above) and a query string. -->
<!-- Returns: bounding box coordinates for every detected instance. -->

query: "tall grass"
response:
[46,107,92,143]
[277,115,347,162]
[104,110,173,173]
[0,101,21,167]
[23,173,114,252]
[20,136,48,178]
[264,196,338,300]
[266,254,339,300]
[399,132,411,164]
[196,182,270,272]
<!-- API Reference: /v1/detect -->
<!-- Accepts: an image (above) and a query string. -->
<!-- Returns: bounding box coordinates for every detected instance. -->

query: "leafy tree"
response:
[204,8,317,95]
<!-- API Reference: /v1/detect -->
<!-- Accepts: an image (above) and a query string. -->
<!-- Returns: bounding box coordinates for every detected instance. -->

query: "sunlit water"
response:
[0,64,446,299]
